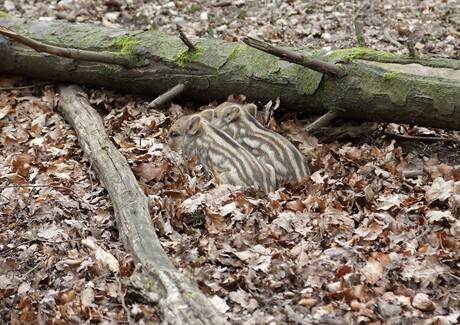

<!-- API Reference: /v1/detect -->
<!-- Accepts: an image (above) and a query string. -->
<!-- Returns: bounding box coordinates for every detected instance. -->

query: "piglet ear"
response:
[200,109,215,122]
[243,103,257,117]
[186,115,202,135]
[222,105,241,123]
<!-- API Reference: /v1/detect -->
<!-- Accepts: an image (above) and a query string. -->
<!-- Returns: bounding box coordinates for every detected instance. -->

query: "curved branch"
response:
[0,26,139,67]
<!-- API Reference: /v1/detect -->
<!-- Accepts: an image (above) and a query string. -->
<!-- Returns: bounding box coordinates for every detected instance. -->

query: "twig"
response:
[242,36,342,77]
[443,272,460,282]
[0,184,89,206]
[383,130,452,143]
[304,110,341,133]
[25,260,44,275]
[148,83,186,108]
[354,18,366,47]
[402,170,425,178]
[115,272,133,325]
[0,26,141,67]
[179,30,197,52]
[383,28,402,47]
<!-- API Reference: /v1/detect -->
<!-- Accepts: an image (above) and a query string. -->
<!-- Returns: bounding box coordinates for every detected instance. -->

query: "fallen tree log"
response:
[58,85,228,325]
[1,17,459,130]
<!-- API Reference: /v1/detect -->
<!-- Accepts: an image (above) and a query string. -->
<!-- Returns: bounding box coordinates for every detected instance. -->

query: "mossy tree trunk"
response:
[0,17,459,130]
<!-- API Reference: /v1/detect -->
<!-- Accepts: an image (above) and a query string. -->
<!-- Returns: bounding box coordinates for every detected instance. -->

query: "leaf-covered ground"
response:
[1,0,459,324]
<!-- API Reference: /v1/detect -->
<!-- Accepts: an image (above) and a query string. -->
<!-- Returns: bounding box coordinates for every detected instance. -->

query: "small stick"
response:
[304,110,341,133]
[148,83,186,108]
[354,18,366,47]
[242,36,342,77]
[25,261,44,276]
[0,26,140,67]
[179,30,197,52]
[383,130,452,143]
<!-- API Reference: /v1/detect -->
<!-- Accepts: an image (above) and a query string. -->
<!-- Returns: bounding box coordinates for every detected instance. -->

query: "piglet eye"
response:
[169,131,180,138]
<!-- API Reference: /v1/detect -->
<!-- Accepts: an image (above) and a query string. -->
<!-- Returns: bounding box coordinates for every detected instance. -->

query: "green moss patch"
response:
[383,71,400,79]
[185,4,201,14]
[108,36,140,57]
[176,47,204,68]
[0,11,14,18]
[327,47,399,63]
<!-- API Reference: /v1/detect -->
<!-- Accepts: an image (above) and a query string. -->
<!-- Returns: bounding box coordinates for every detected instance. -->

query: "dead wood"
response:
[304,110,341,133]
[0,17,459,130]
[57,84,228,325]
[242,36,342,76]
[149,83,186,108]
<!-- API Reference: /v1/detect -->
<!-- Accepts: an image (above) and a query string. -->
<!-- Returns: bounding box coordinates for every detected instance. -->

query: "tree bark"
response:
[58,85,228,325]
[1,17,459,130]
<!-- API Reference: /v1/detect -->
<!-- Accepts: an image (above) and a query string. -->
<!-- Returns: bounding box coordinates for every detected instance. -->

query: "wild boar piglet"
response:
[168,114,277,192]
[210,102,310,182]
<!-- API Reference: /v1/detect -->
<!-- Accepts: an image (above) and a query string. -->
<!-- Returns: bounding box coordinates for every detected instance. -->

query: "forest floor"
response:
[1,0,459,324]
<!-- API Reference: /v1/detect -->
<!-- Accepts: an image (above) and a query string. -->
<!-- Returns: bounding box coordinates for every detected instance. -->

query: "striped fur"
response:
[168,114,276,192]
[211,102,310,182]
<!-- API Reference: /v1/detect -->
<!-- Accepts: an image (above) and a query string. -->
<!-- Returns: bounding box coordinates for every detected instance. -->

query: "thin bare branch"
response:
[0,26,142,67]
[179,30,197,52]
[242,36,342,77]
[304,110,341,133]
[115,272,133,325]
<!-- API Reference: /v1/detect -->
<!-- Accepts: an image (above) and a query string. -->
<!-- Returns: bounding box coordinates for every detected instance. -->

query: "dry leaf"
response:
[133,161,170,182]
[361,257,383,285]
[412,293,435,312]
